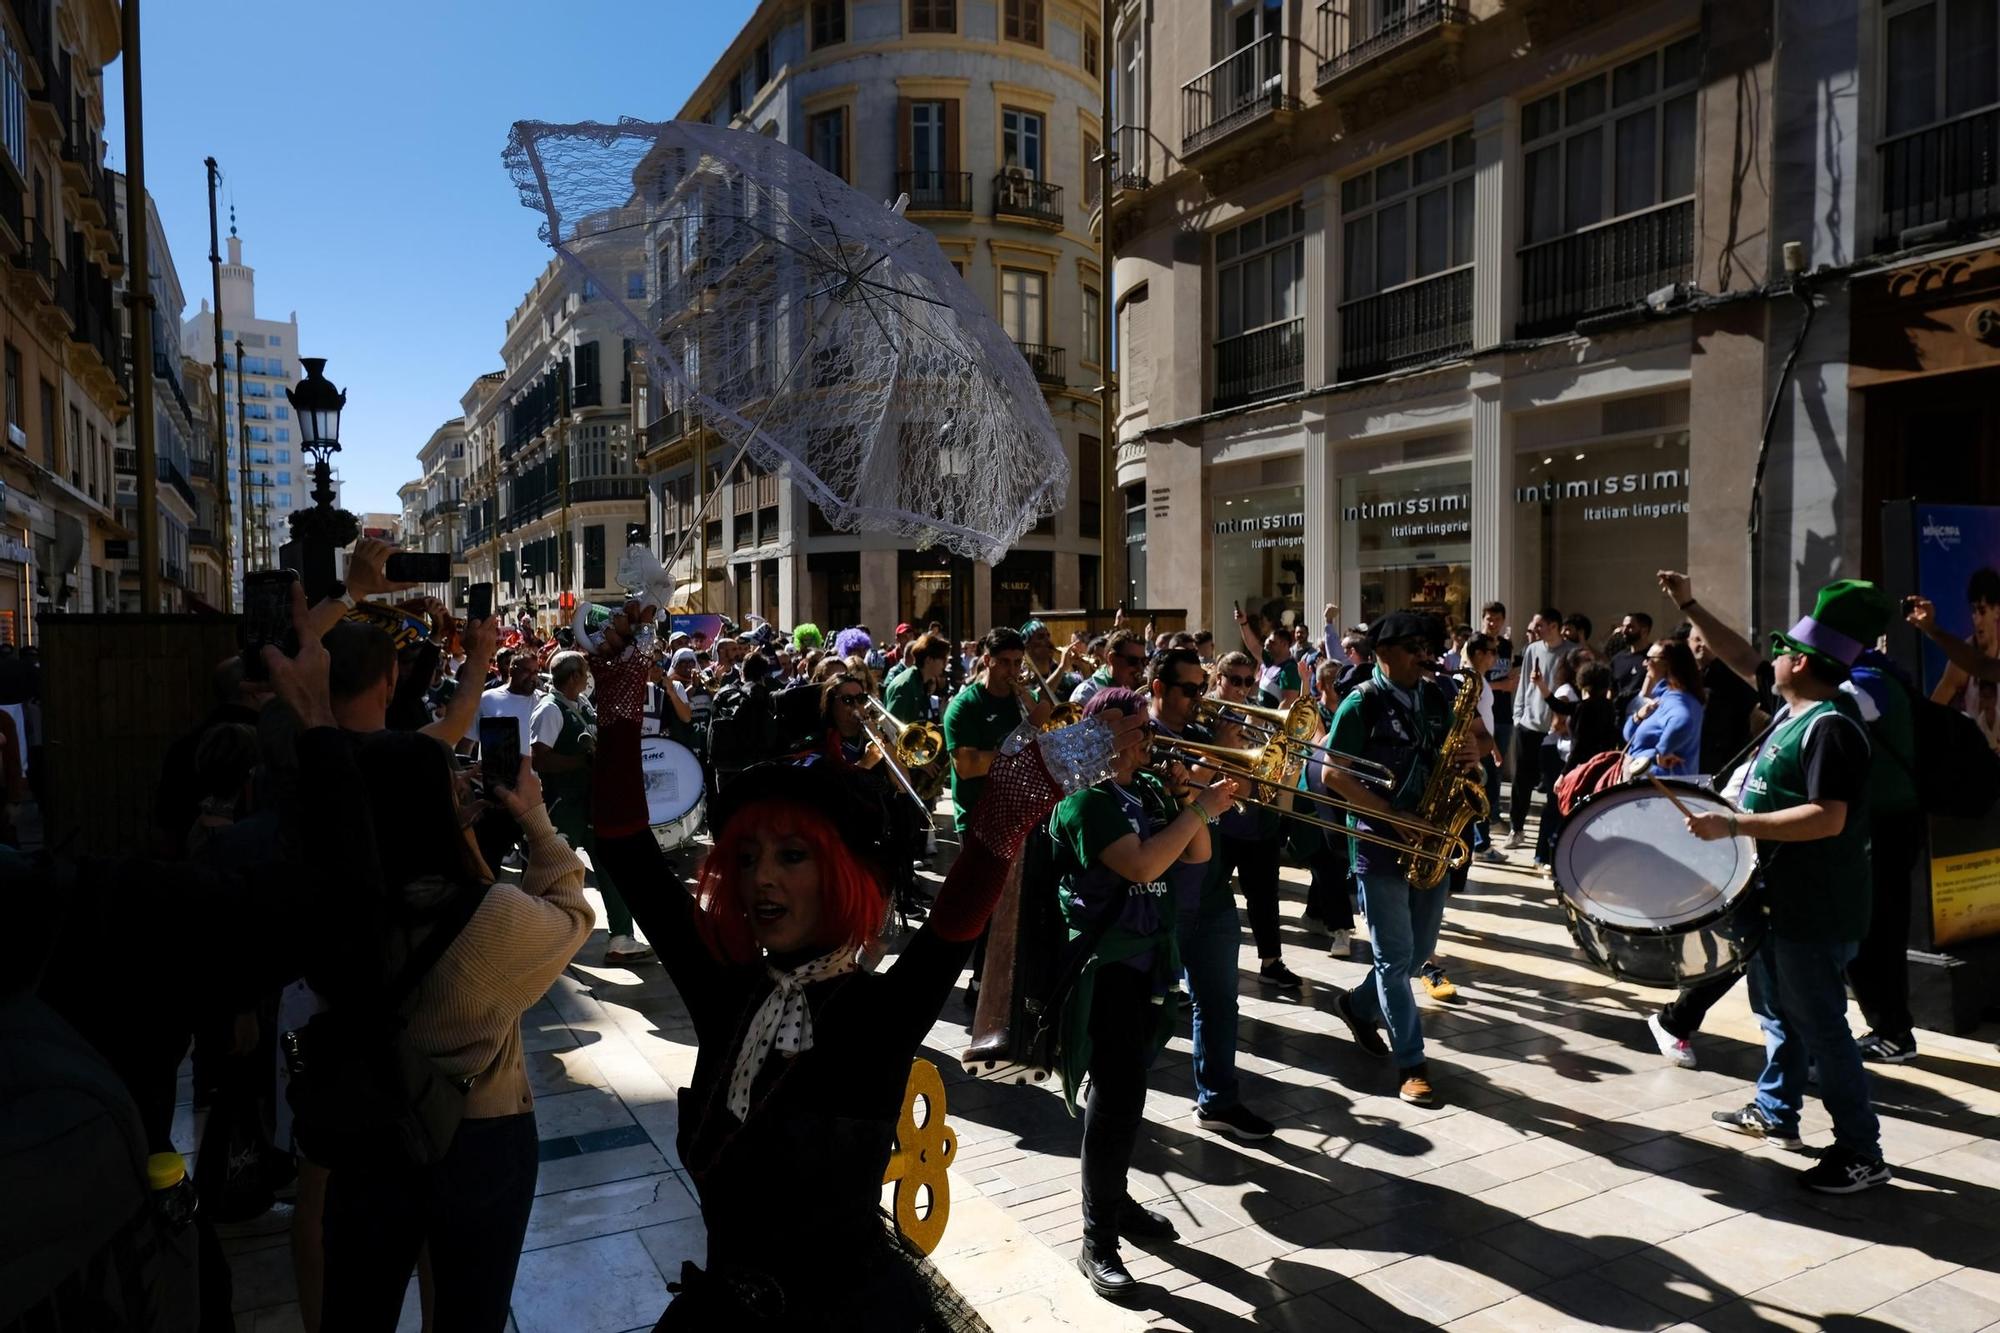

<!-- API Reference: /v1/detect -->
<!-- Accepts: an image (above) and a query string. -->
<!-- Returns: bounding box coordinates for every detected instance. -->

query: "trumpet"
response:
[1194,696,1397,791]
[861,695,947,768]
[1152,735,1470,874]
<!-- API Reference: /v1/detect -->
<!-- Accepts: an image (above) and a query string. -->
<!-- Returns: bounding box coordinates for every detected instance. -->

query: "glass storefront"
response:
[1212,484,1305,633]
[900,548,955,629]
[991,550,1053,630]
[1513,431,1689,640]
[1340,460,1472,629]
[807,552,861,631]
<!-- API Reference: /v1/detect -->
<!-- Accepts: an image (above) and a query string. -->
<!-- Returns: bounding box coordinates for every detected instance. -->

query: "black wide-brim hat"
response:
[707,755,893,878]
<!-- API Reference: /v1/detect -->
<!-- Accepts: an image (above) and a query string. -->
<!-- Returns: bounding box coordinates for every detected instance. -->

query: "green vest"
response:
[1741,700,1871,942]
[545,693,596,808]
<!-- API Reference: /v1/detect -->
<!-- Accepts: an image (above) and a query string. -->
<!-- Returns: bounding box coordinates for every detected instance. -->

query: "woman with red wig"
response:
[578,602,1148,1330]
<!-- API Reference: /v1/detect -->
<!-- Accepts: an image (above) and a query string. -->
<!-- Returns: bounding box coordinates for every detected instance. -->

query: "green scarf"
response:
[1055,924,1183,1117]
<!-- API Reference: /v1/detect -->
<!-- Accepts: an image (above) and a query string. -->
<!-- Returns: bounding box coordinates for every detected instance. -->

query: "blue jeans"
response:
[1747,934,1880,1158]
[1181,892,1242,1111]
[1348,869,1449,1068]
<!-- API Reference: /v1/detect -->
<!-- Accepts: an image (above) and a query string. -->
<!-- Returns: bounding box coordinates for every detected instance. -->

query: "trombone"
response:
[856,697,942,818]
[1153,735,1470,874]
[1194,696,1398,791]
[861,694,946,768]
[1019,659,1082,730]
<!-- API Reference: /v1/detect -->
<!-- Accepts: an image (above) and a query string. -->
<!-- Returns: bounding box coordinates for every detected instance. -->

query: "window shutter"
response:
[898,96,912,174]
[943,100,961,176]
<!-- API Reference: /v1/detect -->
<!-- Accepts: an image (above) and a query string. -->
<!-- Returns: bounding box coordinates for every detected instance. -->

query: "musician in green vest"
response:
[1685,580,1891,1194]
[533,651,650,964]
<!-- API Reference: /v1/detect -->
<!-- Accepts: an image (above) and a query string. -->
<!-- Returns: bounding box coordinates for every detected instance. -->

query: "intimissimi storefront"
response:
[1514,430,1691,634]
[1339,441,1474,630]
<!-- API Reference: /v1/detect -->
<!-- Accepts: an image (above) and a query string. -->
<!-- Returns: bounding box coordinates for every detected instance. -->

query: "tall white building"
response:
[183,230,305,585]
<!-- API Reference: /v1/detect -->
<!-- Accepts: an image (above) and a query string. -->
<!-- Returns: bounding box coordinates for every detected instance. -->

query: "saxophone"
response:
[1403,670,1491,889]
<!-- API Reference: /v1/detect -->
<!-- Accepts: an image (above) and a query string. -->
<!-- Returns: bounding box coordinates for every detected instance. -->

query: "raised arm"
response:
[1907,596,2000,684]
[422,615,497,747]
[1658,571,1759,684]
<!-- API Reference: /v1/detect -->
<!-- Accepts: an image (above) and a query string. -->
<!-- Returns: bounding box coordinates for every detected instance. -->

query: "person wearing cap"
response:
[1674,577,1892,1194]
[583,659,1147,1326]
[1023,619,1086,700]
[1324,611,1476,1107]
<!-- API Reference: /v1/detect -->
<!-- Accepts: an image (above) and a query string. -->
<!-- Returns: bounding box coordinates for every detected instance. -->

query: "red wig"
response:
[694,799,887,965]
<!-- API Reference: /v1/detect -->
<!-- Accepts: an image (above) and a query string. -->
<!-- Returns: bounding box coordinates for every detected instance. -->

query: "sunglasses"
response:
[1166,680,1206,699]
[1223,673,1256,687]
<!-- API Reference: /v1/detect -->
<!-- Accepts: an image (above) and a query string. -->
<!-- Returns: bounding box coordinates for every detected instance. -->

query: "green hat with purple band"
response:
[1769,579,1896,666]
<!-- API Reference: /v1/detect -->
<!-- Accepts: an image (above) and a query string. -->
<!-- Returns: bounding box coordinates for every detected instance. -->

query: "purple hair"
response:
[833,627,873,657]
[1083,687,1148,719]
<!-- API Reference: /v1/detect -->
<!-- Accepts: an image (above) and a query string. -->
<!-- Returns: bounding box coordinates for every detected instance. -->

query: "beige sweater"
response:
[406,804,592,1120]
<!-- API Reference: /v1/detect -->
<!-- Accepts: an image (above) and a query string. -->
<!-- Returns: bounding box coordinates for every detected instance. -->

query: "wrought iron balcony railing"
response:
[1516,199,1693,340]
[1316,1,1469,87]
[1338,266,1474,379]
[1213,319,1305,410]
[1015,341,1066,386]
[1878,106,2000,251]
[898,170,973,212]
[993,172,1064,225]
[1183,34,1299,157]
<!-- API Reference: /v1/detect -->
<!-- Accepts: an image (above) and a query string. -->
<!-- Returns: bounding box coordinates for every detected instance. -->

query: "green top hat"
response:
[1769,579,1897,666]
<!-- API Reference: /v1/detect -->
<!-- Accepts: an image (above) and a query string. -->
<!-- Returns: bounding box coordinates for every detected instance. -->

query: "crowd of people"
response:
[7,530,1994,1329]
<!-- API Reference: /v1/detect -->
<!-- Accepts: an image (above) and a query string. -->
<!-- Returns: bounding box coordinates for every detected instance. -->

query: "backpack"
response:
[280,882,490,1171]
[707,682,779,771]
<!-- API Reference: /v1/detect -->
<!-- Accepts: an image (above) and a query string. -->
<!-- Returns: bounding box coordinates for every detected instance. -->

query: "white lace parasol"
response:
[503,117,1068,566]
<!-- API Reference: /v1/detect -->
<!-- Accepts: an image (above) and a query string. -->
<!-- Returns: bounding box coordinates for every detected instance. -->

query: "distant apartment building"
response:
[623,0,1107,632]
[109,172,195,611]
[460,259,644,625]
[183,231,305,586]
[0,0,128,639]
[397,416,469,605]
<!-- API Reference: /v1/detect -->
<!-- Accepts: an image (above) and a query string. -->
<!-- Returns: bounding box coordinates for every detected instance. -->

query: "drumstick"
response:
[1635,756,1699,821]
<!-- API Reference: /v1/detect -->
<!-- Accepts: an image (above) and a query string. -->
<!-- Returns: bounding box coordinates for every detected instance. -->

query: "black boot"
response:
[1076,1238,1136,1301]
[1117,1197,1177,1241]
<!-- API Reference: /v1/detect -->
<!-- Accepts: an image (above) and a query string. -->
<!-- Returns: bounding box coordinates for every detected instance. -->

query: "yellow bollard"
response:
[882,1057,955,1254]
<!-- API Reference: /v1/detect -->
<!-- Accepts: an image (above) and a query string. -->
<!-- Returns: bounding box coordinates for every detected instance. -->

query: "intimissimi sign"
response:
[1516,466,1690,522]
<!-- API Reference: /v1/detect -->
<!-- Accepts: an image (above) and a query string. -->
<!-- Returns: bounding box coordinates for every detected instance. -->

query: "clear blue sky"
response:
[105,1,754,517]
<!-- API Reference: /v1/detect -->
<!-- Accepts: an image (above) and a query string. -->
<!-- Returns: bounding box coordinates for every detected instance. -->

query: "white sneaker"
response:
[1647,1013,1696,1069]
[605,934,655,963]
[1329,928,1352,956]
[1505,830,1527,850]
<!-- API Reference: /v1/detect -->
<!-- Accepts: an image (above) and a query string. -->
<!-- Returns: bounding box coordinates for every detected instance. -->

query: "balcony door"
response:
[1001,107,1044,179]
[1220,0,1283,111]
[1000,268,1047,346]
[900,98,960,207]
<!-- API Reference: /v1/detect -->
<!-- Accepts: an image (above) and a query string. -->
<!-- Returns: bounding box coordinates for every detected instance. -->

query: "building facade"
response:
[110,172,195,612]
[634,0,1107,633]
[183,231,305,586]
[399,416,469,606]
[182,351,226,610]
[1106,0,1989,645]
[0,0,127,640]
[459,260,646,628]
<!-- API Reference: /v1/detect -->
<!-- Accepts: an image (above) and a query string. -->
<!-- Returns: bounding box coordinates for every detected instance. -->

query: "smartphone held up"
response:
[240,569,301,681]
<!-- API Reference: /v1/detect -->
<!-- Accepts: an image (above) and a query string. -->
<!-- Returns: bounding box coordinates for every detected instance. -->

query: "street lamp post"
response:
[281,357,358,600]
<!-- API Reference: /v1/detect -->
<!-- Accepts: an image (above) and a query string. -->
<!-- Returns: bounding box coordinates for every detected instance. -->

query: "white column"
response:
[1322,169,1344,385]
[1470,376,1514,614]
[1471,98,1521,349]
[777,554,797,629]
[1301,179,1330,389]
[859,548,897,635]
[972,560,994,632]
[1302,409,1339,625]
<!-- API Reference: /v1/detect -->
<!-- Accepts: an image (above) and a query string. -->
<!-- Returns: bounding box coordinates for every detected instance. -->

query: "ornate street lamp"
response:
[281,357,359,599]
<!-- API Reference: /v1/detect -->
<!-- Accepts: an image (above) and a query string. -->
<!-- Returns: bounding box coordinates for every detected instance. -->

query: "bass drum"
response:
[641,736,706,854]
[1552,778,1765,988]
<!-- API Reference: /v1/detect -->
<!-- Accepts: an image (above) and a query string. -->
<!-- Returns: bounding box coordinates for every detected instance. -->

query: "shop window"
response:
[1123,483,1147,606]
[1521,35,1698,243]
[909,0,955,33]
[1512,431,1690,639]
[1340,131,1475,298]
[810,0,846,49]
[1213,485,1306,633]
[1340,460,1471,631]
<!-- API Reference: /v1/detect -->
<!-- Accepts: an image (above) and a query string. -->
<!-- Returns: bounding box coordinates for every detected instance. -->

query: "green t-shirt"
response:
[943,681,1021,830]
[883,665,934,724]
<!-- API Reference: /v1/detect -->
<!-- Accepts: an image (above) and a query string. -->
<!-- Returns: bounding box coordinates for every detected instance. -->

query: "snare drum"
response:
[1552,778,1764,987]
[641,736,706,853]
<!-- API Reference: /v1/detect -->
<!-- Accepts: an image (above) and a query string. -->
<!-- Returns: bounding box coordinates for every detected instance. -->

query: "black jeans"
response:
[1080,964,1154,1249]
[1849,811,1925,1040]
[1305,839,1356,931]
[1217,832,1283,960]
[1658,970,1741,1041]
[1509,727,1550,830]
[321,1113,540,1333]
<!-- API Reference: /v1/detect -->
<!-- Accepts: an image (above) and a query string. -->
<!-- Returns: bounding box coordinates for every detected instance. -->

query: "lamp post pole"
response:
[204,159,233,608]
[282,358,356,600]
